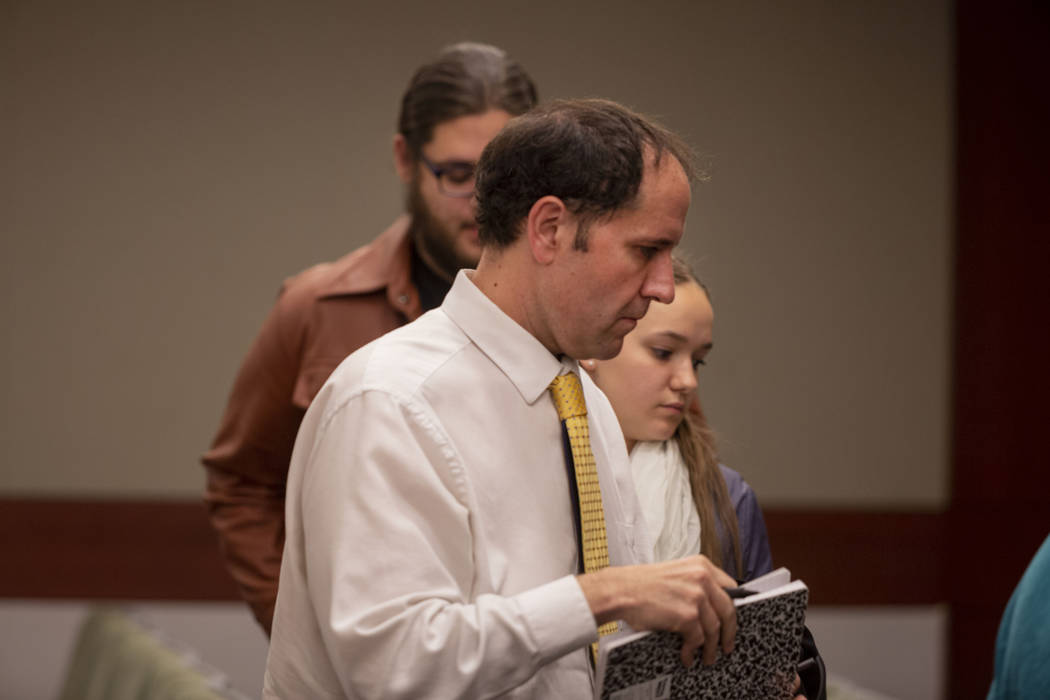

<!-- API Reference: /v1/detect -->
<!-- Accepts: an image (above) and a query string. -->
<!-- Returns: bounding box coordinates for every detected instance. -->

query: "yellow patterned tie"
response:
[549,372,619,661]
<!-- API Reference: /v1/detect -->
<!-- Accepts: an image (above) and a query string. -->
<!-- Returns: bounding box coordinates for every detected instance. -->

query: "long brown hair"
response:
[670,256,743,576]
[397,42,538,159]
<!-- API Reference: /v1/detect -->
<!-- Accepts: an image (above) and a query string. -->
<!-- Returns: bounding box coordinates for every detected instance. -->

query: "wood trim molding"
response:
[0,499,239,600]
[0,498,947,605]
[763,509,945,606]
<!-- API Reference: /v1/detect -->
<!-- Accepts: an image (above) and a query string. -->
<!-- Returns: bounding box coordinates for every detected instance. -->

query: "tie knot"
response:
[549,372,587,420]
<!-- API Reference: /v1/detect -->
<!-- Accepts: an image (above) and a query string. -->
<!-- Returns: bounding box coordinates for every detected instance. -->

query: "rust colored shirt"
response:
[202,216,426,633]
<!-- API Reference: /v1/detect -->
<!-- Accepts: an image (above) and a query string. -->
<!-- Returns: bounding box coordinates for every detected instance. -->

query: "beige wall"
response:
[2,1,951,505]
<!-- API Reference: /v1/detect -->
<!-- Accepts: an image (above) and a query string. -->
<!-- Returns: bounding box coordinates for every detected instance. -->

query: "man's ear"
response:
[393,134,414,184]
[525,196,571,265]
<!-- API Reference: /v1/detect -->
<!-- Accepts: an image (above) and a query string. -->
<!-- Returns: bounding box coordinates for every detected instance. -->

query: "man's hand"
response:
[577,555,737,667]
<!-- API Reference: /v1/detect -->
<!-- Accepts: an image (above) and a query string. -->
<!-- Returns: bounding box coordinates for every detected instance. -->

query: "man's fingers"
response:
[714,589,737,656]
[699,575,737,657]
[614,557,742,669]
[709,564,737,589]
[697,599,722,666]
[679,628,702,668]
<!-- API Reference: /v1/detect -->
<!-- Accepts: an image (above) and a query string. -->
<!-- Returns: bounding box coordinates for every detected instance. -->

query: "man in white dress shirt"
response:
[263,98,739,699]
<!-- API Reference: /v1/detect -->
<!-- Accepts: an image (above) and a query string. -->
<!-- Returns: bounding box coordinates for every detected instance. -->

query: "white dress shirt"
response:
[264,270,651,699]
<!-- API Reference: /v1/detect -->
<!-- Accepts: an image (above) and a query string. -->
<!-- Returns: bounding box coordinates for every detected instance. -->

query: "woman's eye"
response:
[651,348,672,360]
[692,358,707,370]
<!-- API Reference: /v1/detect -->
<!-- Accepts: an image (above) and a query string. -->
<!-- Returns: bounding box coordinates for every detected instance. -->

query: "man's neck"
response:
[473,250,559,356]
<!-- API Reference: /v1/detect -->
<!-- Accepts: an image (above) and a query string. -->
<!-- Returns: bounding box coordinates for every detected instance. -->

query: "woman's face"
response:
[586,280,713,453]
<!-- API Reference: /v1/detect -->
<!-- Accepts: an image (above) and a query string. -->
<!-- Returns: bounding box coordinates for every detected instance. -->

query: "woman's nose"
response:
[670,362,698,392]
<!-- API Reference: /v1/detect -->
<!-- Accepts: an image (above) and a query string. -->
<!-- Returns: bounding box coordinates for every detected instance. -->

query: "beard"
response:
[406,177,480,281]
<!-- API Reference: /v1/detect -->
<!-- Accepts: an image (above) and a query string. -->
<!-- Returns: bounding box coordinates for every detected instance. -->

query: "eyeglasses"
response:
[419,153,476,198]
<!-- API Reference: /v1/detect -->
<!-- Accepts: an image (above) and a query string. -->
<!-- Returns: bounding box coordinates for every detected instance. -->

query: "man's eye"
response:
[639,246,659,260]
[444,168,475,185]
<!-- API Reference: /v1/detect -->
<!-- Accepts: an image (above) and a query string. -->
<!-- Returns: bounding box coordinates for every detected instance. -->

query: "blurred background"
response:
[2,1,1047,698]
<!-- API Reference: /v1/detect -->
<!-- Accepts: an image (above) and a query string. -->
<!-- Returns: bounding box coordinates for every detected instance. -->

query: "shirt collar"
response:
[317,215,421,316]
[442,270,574,405]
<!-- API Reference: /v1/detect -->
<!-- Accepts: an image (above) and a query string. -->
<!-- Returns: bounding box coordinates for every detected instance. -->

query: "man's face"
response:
[405,109,511,281]
[540,155,692,361]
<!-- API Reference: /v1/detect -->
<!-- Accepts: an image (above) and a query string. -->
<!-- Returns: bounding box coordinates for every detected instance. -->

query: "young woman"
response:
[582,257,772,581]
[585,257,825,700]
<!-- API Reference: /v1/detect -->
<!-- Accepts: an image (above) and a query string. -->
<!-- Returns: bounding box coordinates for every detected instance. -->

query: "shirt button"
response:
[398,294,409,305]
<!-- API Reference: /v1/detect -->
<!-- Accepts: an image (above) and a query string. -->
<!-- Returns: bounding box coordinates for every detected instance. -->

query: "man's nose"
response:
[642,253,675,303]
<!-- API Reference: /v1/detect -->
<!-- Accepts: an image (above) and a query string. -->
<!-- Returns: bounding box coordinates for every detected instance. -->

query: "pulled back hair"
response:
[669,256,744,577]
[475,98,695,249]
[397,42,538,159]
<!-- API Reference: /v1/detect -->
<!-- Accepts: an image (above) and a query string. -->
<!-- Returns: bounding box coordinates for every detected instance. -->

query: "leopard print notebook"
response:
[595,570,808,700]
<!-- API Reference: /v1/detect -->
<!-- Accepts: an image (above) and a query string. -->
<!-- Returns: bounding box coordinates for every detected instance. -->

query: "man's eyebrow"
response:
[635,236,677,249]
[432,158,476,167]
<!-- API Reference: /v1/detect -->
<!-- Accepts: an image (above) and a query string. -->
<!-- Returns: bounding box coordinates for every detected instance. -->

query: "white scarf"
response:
[629,440,702,562]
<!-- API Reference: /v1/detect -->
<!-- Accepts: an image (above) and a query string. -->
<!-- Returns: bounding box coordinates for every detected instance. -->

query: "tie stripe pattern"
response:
[549,372,619,655]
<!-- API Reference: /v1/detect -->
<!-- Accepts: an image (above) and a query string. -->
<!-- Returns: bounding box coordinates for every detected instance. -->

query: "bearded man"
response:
[201,43,538,634]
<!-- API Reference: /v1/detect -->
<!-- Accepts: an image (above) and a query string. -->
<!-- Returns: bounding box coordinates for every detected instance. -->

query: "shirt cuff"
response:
[514,575,597,666]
